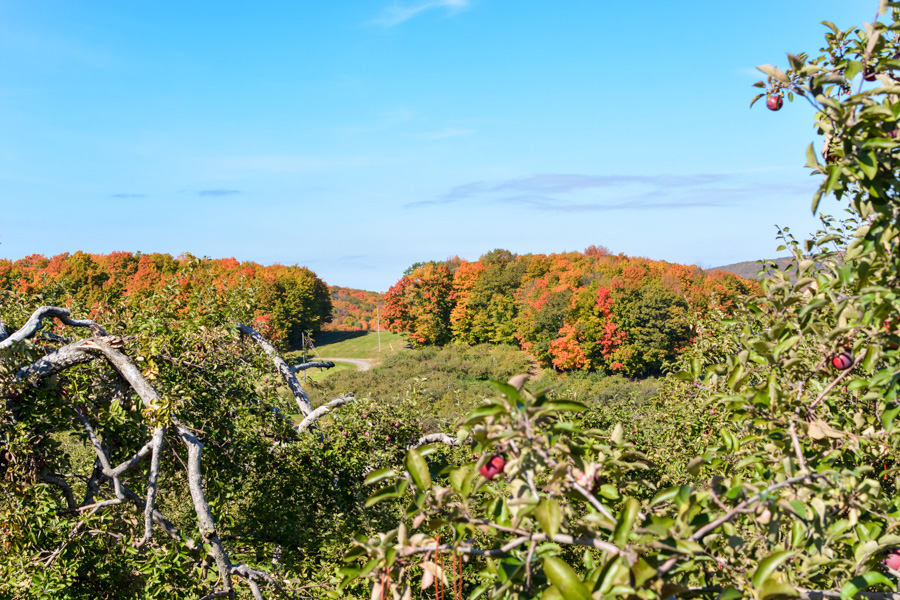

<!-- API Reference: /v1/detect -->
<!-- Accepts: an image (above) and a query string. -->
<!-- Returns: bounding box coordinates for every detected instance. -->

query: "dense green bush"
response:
[307,343,534,421]
[0,282,471,598]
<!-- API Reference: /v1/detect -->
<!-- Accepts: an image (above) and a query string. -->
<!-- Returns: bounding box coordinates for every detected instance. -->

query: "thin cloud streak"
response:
[407,180,491,207]
[373,0,469,27]
[495,173,727,194]
[110,193,147,199]
[407,172,817,211]
[500,194,729,212]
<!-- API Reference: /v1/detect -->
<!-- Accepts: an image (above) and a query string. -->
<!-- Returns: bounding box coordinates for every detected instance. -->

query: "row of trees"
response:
[0,252,332,348]
[322,287,384,332]
[382,249,757,376]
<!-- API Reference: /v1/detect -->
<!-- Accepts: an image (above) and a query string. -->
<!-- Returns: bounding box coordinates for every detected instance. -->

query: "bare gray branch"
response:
[137,426,165,547]
[407,433,460,450]
[291,360,335,372]
[0,306,106,349]
[178,426,234,595]
[296,394,355,433]
[238,323,312,416]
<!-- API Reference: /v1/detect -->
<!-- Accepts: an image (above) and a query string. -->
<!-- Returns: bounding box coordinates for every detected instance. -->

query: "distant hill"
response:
[323,286,384,332]
[382,248,758,377]
[709,257,793,280]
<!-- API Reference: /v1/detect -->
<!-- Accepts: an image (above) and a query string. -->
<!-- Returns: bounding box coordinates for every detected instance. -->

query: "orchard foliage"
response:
[383,249,756,376]
[0,252,332,348]
[0,281,465,598]
[345,6,900,600]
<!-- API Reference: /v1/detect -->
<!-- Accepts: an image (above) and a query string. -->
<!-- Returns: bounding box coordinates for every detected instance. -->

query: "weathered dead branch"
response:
[137,426,165,548]
[178,426,236,596]
[291,360,335,372]
[296,394,355,433]
[407,433,460,450]
[0,306,107,349]
[15,337,120,381]
[238,323,312,416]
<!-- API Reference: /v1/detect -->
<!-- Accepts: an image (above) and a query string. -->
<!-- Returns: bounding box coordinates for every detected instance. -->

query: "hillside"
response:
[322,286,384,332]
[383,247,759,377]
[709,257,793,279]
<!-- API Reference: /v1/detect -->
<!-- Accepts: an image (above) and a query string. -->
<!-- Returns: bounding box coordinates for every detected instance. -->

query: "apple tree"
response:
[341,5,900,600]
[0,275,444,599]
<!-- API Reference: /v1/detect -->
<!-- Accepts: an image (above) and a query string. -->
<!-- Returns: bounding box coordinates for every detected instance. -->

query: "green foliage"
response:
[345,8,900,600]
[0,283,432,598]
[307,343,535,420]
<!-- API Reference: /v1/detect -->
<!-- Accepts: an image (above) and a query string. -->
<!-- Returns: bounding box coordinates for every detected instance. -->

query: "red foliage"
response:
[324,286,384,332]
[384,249,759,375]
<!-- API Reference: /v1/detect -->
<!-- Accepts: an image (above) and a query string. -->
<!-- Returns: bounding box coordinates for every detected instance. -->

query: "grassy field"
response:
[294,331,410,360]
[297,360,356,382]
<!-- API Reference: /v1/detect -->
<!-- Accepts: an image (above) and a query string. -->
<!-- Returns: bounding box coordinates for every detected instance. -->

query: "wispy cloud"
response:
[198,189,241,197]
[407,172,815,212]
[407,180,491,207]
[499,194,729,212]
[110,193,147,199]
[494,173,728,195]
[373,0,469,27]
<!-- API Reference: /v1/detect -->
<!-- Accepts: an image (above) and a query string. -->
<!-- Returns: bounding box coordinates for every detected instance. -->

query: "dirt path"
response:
[317,357,377,372]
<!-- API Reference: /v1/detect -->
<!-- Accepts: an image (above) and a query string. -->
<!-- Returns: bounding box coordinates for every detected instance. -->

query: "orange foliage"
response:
[383,249,759,375]
[1,252,332,347]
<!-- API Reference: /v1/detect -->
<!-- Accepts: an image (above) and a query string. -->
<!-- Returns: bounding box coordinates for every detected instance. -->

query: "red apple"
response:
[831,352,854,370]
[884,550,900,571]
[864,69,877,82]
[766,95,783,111]
[480,455,506,480]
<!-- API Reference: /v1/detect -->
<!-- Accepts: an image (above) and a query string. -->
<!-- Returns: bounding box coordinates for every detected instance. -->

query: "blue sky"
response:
[0,0,872,290]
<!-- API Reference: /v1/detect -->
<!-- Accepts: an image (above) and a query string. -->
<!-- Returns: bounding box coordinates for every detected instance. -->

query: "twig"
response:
[525,541,537,587]
[657,472,824,576]
[36,473,77,511]
[809,350,866,409]
[43,506,100,567]
[788,420,808,472]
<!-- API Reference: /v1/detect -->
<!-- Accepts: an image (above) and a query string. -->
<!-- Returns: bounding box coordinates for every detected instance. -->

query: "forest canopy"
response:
[382,249,757,376]
[0,252,332,348]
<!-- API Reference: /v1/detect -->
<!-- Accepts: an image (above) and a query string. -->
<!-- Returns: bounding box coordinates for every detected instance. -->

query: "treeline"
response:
[322,286,383,332]
[382,246,758,376]
[0,251,331,347]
